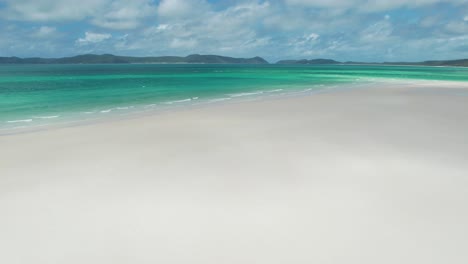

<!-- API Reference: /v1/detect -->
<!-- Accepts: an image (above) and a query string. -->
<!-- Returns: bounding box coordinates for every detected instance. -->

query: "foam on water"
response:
[7,119,33,123]
[164,98,193,104]
[228,91,264,97]
[268,89,283,92]
[33,115,59,119]
[206,97,232,103]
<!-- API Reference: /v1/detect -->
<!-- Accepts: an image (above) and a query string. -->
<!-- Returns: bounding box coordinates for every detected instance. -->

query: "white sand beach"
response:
[1,81,468,264]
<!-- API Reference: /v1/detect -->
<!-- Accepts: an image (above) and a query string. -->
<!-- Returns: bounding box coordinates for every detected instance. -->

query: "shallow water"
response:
[1,64,467,132]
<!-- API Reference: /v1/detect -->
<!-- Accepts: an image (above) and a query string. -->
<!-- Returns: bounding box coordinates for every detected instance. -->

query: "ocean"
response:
[1,64,467,133]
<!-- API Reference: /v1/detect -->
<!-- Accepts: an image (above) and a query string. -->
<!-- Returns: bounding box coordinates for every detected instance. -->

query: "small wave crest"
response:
[164,98,193,105]
[267,89,283,93]
[145,104,157,108]
[207,97,232,103]
[7,119,33,123]
[97,106,136,113]
[33,115,59,119]
[228,91,264,97]
[116,106,135,110]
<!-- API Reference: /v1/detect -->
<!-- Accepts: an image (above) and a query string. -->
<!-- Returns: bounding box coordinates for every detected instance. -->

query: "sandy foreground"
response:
[1,81,468,264]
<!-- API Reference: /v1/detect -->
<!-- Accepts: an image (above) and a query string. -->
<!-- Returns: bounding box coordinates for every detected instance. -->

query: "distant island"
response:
[0,54,466,67]
[0,54,268,65]
[277,58,468,67]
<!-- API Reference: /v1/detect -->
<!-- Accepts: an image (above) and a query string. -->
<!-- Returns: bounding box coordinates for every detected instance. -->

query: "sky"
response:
[0,0,467,62]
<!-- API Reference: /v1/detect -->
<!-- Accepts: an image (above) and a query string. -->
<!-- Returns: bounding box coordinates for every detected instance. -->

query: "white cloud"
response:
[0,24,67,57]
[156,24,169,31]
[157,0,209,19]
[0,0,156,30]
[445,21,468,34]
[284,0,467,12]
[116,0,466,61]
[290,33,320,46]
[76,32,112,45]
[286,33,322,57]
[91,0,156,30]
[285,0,353,9]
[0,0,107,21]
[169,38,198,49]
[420,16,440,27]
[360,19,393,42]
[264,3,358,33]
[138,1,272,56]
[34,26,56,38]
[306,33,320,41]
[372,0,466,12]
[0,0,466,61]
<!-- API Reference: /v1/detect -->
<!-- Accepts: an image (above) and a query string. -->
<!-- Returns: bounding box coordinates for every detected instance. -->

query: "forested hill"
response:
[0,54,269,64]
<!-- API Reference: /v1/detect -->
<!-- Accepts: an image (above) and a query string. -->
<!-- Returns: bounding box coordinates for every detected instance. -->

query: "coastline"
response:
[2,64,467,135]
[0,80,357,135]
[1,80,468,263]
[1,78,466,136]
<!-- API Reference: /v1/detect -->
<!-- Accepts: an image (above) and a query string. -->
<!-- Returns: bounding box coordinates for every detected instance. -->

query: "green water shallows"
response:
[0,64,467,132]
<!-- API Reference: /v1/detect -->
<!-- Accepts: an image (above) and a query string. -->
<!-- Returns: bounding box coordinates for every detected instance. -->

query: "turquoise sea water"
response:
[0,64,467,133]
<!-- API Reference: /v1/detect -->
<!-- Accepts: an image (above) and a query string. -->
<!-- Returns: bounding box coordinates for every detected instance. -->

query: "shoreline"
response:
[0,80,355,136]
[1,78,466,136]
